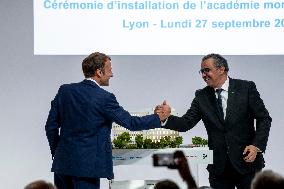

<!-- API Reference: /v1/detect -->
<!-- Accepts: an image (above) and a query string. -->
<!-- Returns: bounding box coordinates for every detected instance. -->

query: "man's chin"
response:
[100,82,109,87]
[204,80,210,86]
[205,82,213,87]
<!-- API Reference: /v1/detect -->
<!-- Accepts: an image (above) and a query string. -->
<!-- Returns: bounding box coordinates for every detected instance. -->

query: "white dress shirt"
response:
[215,76,229,120]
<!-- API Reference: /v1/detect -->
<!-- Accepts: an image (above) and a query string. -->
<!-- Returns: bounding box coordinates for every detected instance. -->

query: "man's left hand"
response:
[243,145,258,163]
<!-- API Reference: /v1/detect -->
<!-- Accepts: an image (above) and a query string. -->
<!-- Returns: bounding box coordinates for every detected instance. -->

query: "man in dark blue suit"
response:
[156,54,272,189]
[45,52,165,189]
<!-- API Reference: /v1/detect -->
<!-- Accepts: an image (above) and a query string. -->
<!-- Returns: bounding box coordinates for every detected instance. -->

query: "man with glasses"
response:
[45,52,167,189]
[155,54,272,189]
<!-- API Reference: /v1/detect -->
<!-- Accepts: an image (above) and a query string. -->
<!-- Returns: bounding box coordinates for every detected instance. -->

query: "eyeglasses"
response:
[199,68,211,74]
[199,67,221,74]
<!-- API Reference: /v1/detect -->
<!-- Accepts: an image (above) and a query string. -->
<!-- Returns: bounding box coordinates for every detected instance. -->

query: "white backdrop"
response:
[33,0,284,55]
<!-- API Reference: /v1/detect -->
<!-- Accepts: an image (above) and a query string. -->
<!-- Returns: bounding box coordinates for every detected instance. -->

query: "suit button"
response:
[227,146,230,154]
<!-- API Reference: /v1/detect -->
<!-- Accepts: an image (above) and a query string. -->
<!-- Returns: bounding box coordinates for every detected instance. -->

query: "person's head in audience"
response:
[153,151,198,189]
[154,180,180,189]
[250,170,284,189]
[24,180,56,189]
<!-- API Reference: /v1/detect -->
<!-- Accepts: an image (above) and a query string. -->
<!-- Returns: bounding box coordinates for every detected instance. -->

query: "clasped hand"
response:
[155,100,171,121]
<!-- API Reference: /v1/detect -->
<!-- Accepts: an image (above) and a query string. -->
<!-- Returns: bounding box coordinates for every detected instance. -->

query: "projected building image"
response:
[112,111,179,144]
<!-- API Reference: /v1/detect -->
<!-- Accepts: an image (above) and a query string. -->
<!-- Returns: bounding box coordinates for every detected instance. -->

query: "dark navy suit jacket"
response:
[164,78,272,175]
[45,79,160,179]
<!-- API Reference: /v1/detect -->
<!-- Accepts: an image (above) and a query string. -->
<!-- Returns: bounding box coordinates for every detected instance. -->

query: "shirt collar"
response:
[215,76,229,92]
[221,76,229,92]
[86,78,101,88]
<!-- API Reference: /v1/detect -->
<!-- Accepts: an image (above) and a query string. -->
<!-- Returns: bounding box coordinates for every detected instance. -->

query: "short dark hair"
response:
[154,180,180,189]
[82,52,111,78]
[202,53,229,72]
[251,170,284,189]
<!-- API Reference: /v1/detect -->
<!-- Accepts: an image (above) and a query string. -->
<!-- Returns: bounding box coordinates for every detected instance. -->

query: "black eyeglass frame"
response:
[199,67,221,74]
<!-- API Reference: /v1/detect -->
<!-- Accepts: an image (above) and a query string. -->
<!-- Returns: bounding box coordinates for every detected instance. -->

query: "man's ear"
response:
[219,66,225,74]
[95,69,103,77]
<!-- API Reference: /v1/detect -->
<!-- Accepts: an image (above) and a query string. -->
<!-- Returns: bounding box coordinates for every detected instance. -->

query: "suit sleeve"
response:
[45,91,61,158]
[164,93,202,132]
[103,93,161,131]
[248,81,272,152]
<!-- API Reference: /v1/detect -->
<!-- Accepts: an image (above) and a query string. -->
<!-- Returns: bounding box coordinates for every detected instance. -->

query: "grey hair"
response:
[202,53,229,72]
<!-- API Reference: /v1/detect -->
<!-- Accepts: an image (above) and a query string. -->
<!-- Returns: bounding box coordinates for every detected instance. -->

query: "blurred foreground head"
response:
[24,180,56,189]
[251,170,284,189]
[154,179,180,189]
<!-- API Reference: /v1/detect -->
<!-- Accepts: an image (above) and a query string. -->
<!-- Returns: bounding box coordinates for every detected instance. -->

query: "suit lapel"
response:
[225,78,237,122]
[205,87,225,124]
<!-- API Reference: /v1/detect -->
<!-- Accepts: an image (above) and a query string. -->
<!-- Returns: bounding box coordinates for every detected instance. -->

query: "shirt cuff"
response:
[256,147,262,153]
[161,118,168,126]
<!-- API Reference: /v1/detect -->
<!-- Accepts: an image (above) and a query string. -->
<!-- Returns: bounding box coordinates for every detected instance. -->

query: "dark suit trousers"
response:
[209,158,257,189]
[54,173,100,189]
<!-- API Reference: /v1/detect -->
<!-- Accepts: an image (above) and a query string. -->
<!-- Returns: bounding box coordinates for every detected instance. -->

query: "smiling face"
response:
[200,58,227,88]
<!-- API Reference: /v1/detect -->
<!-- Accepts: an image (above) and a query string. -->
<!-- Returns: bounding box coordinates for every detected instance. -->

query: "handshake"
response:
[155,100,172,122]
